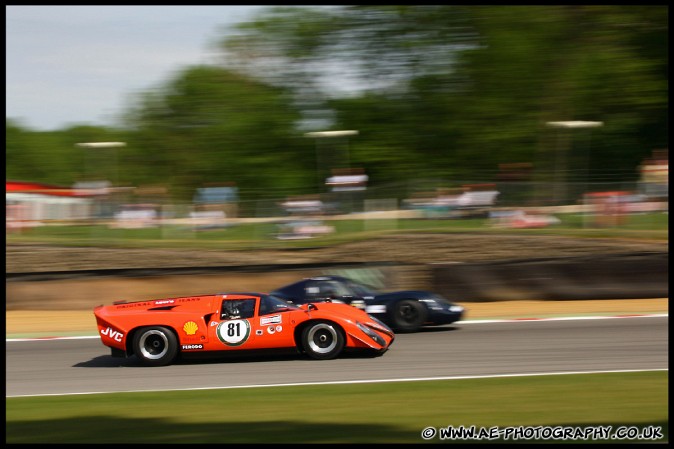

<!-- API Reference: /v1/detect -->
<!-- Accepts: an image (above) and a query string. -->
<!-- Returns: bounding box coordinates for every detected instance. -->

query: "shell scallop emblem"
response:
[183,321,199,335]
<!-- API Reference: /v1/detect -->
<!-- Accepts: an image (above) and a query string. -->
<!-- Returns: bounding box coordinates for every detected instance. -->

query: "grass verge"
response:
[6,370,668,443]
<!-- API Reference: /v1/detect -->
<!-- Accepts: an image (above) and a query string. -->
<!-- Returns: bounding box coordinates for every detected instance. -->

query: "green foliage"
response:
[6,120,126,185]
[5,6,667,203]
[6,371,668,443]
[121,66,312,201]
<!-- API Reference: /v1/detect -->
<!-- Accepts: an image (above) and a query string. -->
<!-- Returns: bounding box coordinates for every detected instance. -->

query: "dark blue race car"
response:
[270,275,465,333]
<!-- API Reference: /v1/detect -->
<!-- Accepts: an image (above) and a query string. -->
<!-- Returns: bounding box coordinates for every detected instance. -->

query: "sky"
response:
[6,5,274,131]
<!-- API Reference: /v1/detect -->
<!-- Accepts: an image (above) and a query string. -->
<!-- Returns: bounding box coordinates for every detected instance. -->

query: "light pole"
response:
[546,121,603,205]
[76,141,126,218]
[76,141,126,186]
[304,130,359,192]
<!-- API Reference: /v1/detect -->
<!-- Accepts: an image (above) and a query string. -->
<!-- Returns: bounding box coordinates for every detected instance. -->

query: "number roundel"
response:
[216,319,251,346]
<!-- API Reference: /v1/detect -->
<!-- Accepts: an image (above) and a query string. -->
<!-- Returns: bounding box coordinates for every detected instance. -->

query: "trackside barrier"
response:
[6,253,667,310]
[430,251,668,302]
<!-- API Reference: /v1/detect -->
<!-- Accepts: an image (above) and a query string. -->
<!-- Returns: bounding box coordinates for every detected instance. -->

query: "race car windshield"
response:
[260,294,300,315]
[345,280,379,297]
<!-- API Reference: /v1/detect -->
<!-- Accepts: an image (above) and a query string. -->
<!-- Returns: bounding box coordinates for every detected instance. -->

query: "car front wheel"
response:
[301,321,345,360]
[391,299,427,332]
[132,326,178,367]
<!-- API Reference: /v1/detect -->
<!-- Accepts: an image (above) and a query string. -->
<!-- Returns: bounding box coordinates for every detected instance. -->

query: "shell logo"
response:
[183,321,199,335]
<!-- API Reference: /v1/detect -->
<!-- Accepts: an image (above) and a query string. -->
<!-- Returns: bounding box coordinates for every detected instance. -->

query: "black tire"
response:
[301,321,345,360]
[132,326,178,367]
[390,299,427,332]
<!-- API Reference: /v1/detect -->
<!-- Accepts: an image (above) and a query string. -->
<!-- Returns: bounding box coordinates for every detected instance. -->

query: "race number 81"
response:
[217,319,251,346]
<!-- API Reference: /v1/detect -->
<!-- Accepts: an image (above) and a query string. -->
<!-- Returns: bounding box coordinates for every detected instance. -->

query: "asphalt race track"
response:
[6,316,667,397]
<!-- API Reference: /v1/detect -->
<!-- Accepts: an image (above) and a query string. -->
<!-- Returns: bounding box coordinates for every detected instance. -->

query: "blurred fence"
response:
[237,178,667,216]
[6,179,668,242]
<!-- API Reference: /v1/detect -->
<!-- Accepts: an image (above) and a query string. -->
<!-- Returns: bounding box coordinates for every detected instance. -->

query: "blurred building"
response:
[405,183,500,219]
[325,167,368,214]
[280,195,325,215]
[325,167,368,192]
[72,180,117,218]
[6,180,93,230]
[639,149,668,201]
[276,194,335,239]
[110,184,169,229]
[189,182,239,230]
[193,182,239,218]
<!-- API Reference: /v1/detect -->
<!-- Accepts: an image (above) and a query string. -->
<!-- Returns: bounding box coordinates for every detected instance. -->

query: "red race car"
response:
[94,292,395,366]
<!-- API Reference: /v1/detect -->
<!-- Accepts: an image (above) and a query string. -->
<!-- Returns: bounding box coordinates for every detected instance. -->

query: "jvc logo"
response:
[101,327,124,342]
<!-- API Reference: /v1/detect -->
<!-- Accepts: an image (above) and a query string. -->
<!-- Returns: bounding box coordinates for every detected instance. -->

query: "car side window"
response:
[305,281,321,299]
[221,299,256,320]
[319,282,337,298]
[319,281,349,298]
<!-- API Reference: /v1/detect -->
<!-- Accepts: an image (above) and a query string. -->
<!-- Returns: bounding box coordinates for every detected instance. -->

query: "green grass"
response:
[6,211,668,250]
[6,371,668,443]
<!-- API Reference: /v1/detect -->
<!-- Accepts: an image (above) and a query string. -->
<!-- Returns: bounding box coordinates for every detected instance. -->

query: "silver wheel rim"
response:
[307,323,338,354]
[139,329,169,360]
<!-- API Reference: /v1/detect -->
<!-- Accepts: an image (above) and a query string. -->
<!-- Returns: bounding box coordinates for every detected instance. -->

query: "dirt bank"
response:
[6,234,668,273]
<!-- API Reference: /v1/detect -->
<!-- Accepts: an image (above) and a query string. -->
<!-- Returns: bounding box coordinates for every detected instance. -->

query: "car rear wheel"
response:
[132,326,178,367]
[301,321,345,360]
[390,299,427,332]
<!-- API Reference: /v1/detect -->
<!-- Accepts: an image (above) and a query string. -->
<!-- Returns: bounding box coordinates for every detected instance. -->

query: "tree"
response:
[6,6,667,206]
[219,5,668,192]
[122,65,313,202]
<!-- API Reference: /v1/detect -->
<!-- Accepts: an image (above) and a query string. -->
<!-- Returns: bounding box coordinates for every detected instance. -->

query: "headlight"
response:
[449,305,464,312]
[367,315,393,333]
[357,321,386,346]
[365,304,387,314]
